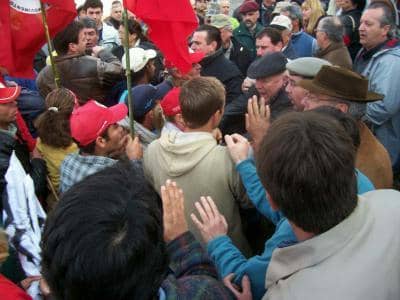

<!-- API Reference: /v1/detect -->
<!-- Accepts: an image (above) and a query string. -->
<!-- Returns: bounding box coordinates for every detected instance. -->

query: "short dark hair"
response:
[80,16,97,31]
[256,111,357,234]
[53,21,84,55]
[83,0,103,11]
[256,27,283,44]
[196,24,222,50]
[120,18,147,42]
[180,77,225,128]
[367,2,396,38]
[76,126,110,154]
[41,162,167,300]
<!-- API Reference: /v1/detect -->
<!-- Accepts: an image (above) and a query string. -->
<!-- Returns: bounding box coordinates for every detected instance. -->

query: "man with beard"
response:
[234,1,264,60]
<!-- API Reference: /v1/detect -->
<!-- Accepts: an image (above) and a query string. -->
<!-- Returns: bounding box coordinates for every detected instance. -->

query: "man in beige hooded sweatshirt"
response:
[144,77,251,255]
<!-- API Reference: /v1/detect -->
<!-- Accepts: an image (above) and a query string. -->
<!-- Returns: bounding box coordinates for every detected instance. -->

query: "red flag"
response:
[0,0,76,78]
[124,0,198,74]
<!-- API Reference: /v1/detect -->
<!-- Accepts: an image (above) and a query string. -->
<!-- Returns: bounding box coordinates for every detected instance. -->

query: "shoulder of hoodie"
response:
[372,46,400,60]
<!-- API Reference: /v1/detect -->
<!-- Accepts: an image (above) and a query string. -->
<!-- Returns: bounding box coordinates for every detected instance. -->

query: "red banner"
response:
[124,0,198,74]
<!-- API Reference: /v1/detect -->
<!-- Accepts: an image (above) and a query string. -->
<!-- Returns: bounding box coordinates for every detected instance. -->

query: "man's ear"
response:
[266,191,279,211]
[95,135,107,150]
[68,42,77,54]
[210,40,218,51]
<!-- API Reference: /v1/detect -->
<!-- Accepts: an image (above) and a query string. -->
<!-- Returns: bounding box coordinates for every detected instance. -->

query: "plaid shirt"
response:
[59,153,116,193]
[161,232,234,300]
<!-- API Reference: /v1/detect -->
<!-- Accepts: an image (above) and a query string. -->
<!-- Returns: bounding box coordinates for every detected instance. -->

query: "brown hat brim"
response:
[298,79,384,102]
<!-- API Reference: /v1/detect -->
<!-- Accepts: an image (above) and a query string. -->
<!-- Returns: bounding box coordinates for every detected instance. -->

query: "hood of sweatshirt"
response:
[155,130,218,177]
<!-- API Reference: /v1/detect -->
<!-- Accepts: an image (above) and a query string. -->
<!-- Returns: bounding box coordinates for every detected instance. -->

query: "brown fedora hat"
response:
[298,65,384,102]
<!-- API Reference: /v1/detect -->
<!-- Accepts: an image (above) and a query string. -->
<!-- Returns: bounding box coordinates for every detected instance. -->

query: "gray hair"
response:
[366,2,397,38]
[281,4,303,25]
[319,16,344,43]
[80,17,97,31]
[339,99,366,120]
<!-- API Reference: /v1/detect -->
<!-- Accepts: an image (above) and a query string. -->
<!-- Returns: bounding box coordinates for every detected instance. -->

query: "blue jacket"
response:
[290,31,317,58]
[207,158,374,300]
[361,46,400,172]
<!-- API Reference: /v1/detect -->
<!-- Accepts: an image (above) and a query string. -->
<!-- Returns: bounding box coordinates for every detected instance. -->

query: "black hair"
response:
[53,21,84,55]
[83,0,103,11]
[81,16,97,31]
[256,27,283,44]
[196,24,222,50]
[41,162,167,300]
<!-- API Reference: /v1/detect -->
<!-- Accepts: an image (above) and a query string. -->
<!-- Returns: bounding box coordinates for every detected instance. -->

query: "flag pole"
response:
[40,1,61,88]
[123,8,135,136]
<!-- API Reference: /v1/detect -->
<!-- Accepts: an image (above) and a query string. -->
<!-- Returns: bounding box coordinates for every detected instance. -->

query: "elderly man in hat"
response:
[220,51,293,135]
[210,14,254,75]
[299,65,393,188]
[285,57,332,111]
[234,0,264,59]
[247,52,293,119]
[0,85,47,219]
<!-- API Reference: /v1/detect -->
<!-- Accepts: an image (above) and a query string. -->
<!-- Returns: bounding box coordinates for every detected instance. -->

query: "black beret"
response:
[247,52,288,79]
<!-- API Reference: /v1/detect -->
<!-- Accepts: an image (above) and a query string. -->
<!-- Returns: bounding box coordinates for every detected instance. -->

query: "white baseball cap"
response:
[270,15,293,32]
[122,47,157,72]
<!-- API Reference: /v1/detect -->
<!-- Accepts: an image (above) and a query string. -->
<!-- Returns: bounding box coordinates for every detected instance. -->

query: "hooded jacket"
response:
[144,130,251,255]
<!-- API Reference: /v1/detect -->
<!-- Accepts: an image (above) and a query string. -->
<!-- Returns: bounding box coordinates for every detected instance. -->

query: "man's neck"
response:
[222,39,231,50]
[0,122,10,131]
[364,39,387,51]
[185,123,214,134]
[289,221,315,241]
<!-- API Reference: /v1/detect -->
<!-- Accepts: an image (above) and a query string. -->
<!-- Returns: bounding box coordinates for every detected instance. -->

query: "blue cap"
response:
[129,84,158,119]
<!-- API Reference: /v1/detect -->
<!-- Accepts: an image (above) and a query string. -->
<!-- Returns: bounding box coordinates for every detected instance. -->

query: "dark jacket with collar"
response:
[282,41,298,60]
[340,8,362,61]
[36,50,123,104]
[200,48,244,106]
[0,129,47,220]
[220,86,293,135]
[227,37,255,76]
[233,22,264,59]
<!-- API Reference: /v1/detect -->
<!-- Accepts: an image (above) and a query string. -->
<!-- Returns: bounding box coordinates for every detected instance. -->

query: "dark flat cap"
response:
[247,52,288,79]
[239,1,259,14]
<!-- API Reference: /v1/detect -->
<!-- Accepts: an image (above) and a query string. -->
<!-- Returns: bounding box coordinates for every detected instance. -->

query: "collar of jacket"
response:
[358,38,400,60]
[199,48,224,68]
[54,53,85,63]
[265,197,365,289]
[316,41,347,57]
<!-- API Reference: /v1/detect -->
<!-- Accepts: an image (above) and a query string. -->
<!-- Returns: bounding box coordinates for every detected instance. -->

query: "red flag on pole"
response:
[124,0,198,74]
[0,0,76,78]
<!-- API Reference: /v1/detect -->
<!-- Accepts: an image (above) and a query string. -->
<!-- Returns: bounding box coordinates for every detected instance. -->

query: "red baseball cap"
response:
[0,86,21,104]
[165,52,205,69]
[160,87,181,117]
[70,100,128,146]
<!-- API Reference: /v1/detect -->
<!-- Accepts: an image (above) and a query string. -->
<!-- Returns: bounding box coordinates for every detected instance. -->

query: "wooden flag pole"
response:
[40,1,60,88]
[123,8,135,136]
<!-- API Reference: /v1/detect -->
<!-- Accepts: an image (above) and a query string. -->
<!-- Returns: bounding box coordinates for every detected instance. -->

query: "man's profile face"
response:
[255,72,285,101]
[191,31,215,55]
[86,7,103,27]
[102,123,127,157]
[111,4,123,21]
[302,93,341,111]
[83,28,98,49]
[359,8,389,50]
[220,27,233,45]
[242,11,260,29]
[256,36,281,57]
[0,101,18,128]
[285,74,307,111]
[69,29,88,54]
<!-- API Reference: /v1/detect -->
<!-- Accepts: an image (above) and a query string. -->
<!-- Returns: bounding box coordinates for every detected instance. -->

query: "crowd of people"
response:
[1,0,400,299]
